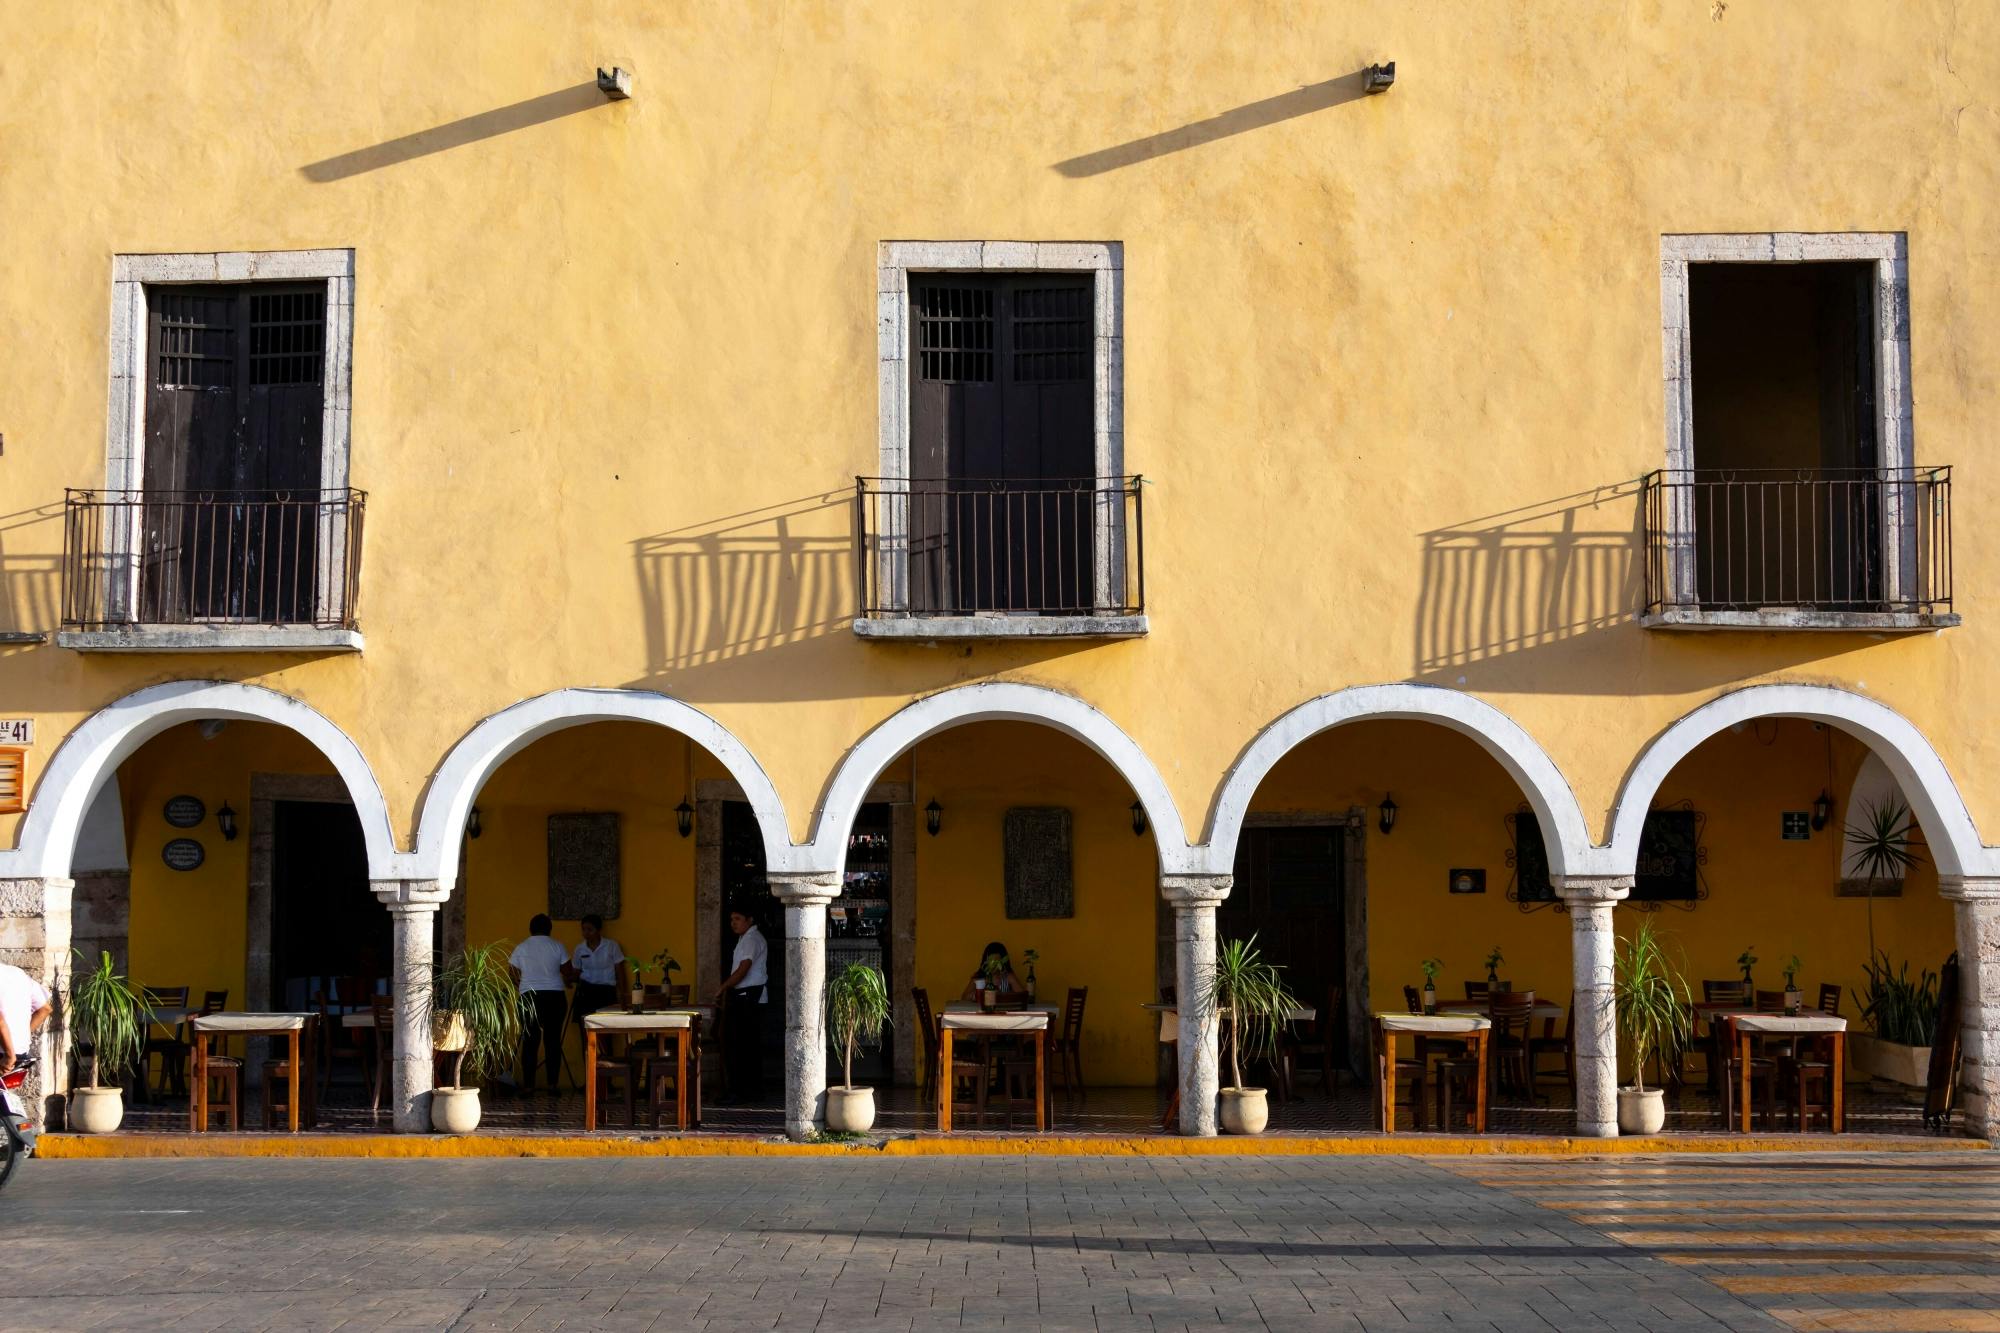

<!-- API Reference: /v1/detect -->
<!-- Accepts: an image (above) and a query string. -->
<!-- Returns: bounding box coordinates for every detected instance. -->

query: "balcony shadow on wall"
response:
[0,502,64,649]
[299,83,608,182]
[1051,68,1375,177]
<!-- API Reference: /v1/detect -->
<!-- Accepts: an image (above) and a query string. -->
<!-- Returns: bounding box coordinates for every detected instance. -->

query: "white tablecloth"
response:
[150,1007,197,1029]
[941,1012,1048,1032]
[1378,1013,1490,1034]
[1142,1003,1315,1045]
[1730,1012,1846,1035]
[586,1011,695,1031]
[195,1012,310,1033]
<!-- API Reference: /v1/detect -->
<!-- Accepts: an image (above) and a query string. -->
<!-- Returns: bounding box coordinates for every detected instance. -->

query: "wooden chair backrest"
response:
[912,988,938,1050]
[1062,987,1088,1041]
[1754,989,1790,1013]
[201,990,229,1014]
[1403,984,1423,1013]
[1703,979,1752,1006]
[144,985,190,1008]
[1489,990,1538,1037]
[371,993,395,1031]
[666,984,691,1005]
[1463,980,1489,1001]
[1817,983,1843,1015]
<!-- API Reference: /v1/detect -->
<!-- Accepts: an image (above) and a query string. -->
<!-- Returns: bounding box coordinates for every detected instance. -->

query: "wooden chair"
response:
[261,1018,317,1130]
[1052,987,1088,1100]
[1718,1014,1782,1130]
[1817,983,1843,1016]
[666,984,692,1006]
[369,996,395,1113]
[1374,1018,1427,1130]
[648,1031,698,1129]
[317,989,372,1100]
[913,988,941,1103]
[200,1041,242,1132]
[1463,981,1490,1002]
[1432,1046,1484,1130]
[1754,989,1791,1013]
[1703,979,1752,1005]
[595,1034,643,1128]
[1530,1001,1576,1098]
[1286,984,1344,1094]
[140,985,191,1101]
[1488,991,1540,1101]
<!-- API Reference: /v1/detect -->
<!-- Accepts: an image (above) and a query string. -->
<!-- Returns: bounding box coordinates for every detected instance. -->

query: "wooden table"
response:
[937,1011,1048,1132]
[583,1011,702,1130]
[1376,1013,1491,1133]
[1728,1012,1846,1132]
[192,1013,314,1132]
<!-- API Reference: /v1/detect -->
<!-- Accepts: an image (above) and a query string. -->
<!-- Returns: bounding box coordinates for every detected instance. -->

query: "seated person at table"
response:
[566,913,627,1026]
[509,915,569,1093]
[960,941,1024,1002]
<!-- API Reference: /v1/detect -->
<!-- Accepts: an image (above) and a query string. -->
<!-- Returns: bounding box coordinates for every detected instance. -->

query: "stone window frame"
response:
[865,241,1141,639]
[78,249,359,651]
[1654,232,1928,628]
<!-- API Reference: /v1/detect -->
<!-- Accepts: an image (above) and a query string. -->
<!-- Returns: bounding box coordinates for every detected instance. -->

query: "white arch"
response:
[808,681,1194,874]
[1203,684,1594,879]
[1609,684,1993,879]
[0,680,400,881]
[412,688,796,886]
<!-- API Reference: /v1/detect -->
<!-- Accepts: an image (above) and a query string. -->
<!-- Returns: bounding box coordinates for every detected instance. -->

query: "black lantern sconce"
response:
[1811,789,1833,832]
[1130,799,1148,837]
[675,797,694,839]
[925,798,943,837]
[1378,793,1398,836]
[467,806,483,840]
[216,802,238,842]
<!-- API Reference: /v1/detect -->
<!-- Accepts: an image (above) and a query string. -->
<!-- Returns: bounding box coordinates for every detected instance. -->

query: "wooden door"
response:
[142,284,325,622]
[908,275,1093,612]
[1221,826,1347,1064]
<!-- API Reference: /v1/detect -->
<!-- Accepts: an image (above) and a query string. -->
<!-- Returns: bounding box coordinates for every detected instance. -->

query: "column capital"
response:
[371,879,449,909]
[1554,875,1632,905]
[769,870,839,907]
[1160,873,1231,908]
[1941,877,2000,903]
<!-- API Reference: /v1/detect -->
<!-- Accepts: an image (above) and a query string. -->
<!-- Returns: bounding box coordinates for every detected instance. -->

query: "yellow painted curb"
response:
[34,1132,1990,1161]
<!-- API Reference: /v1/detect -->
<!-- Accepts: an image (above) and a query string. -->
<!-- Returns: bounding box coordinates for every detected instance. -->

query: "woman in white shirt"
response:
[508,915,569,1093]
[567,913,627,1026]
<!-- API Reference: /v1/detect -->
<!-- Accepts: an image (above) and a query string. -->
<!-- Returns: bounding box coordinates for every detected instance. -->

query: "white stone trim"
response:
[808,680,1189,874]
[1657,233,1916,612]
[872,241,1127,622]
[1609,684,1991,879]
[411,688,795,888]
[101,249,357,628]
[852,614,1146,640]
[1202,684,1593,880]
[56,627,362,653]
[0,680,400,881]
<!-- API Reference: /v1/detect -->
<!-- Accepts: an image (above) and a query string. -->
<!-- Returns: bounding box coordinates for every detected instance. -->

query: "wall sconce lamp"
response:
[675,797,695,839]
[925,798,943,837]
[467,806,483,840]
[1378,793,1399,835]
[1364,61,1396,94]
[1130,799,1149,837]
[1811,789,1834,832]
[216,802,238,842]
[597,66,632,100]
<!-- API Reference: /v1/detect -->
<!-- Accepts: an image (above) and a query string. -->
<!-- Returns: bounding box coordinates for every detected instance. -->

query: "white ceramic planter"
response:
[1617,1086,1666,1135]
[431,1086,482,1134]
[1850,1034,1931,1087]
[69,1086,125,1134]
[1219,1087,1269,1134]
[826,1085,876,1133]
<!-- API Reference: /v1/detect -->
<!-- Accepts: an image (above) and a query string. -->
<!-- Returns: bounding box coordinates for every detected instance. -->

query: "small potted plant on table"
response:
[425,941,527,1134]
[825,961,890,1133]
[1419,958,1442,1014]
[1613,919,1693,1136]
[1206,934,1299,1135]
[66,950,154,1133]
[1737,945,1758,986]
[979,951,1011,1009]
[1484,946,1507,990]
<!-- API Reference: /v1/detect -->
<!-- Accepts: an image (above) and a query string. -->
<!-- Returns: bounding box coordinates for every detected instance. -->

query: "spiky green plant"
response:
[825,962,890,1090]
[1613,920,1693,1095]
[1859,952,1940,1047]
[1845,798,1926,965]
[1419,957,1442,984]
[426,942,529,1089]
[69,950,153,1090]
[1204,935,1299,1091]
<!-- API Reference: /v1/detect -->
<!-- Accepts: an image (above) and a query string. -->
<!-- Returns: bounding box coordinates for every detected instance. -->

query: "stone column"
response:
[771,871,838,1141]
[1554,875,1630,1138]
[1943,877,2000,1139]
[1161,873,1230,1137]
[373,880,446,1133]
[0,877,73,1126]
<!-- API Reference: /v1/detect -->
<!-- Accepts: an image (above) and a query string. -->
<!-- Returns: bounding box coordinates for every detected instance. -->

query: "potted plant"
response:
[423,941,528,1133]
[1021,949,1040,1002]
[1204,934,1299,1134]
[1419,958,1442,1014]
[1851,952,1939,1087]
[1613,919,1692,1136]
[66,950,153,1133]
[1781,955,1803,1014]
[1484,946,1506,989]
[824,962,890,1133]
[1737,945,1757,986]
[979,951,1010,1009]
[1845,798,1925,964]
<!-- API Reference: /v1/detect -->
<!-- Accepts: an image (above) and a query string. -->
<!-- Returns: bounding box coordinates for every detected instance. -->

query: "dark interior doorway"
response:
[271,799,385,1009]
[1222,824,1349,1072]
[721,801,783,1085]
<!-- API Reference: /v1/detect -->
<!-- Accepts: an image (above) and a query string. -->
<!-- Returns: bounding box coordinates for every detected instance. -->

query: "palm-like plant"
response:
[1205,935,1299,1091]
[1846,797,1925,965]
[427,942,528,1089]
[1613,920,1692,1095]
[69,950,153,1090]
[826,962,890,1090]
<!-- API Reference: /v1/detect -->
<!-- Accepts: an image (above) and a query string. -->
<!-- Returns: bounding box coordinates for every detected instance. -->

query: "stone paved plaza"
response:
[4,1152,1999,1331]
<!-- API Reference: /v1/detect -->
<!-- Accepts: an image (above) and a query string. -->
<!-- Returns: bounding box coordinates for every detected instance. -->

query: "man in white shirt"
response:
[714,909,768,1101]
[0,962,52,1074]
[566,913,627,1027]
[508,914,569,1093]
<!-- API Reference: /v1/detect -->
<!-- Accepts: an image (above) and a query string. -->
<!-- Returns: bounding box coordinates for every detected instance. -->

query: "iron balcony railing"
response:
[62,488,366,630]
[854,476,1143,618]
[1641,468,1951,617]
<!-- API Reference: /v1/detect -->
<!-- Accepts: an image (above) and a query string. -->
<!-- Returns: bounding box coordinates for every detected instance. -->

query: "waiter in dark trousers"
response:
[714,908,768,1102]
[567,913,628,1025]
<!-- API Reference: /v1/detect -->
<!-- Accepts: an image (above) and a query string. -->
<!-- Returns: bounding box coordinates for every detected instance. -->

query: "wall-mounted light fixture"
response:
[216,802,238,842]
[1812,789,1834,832]
[597,66,632,100]
[1364,61,1396,94]
[675,797,694,839]
[1130,799,1148,837]
[925,798,943,837]
[467,805,483,840]
[1378,793,1399,835]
